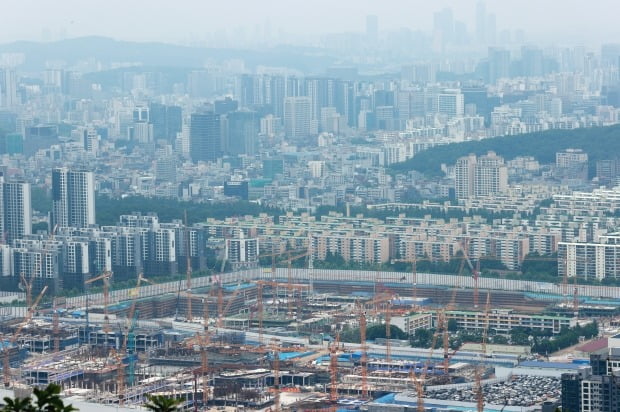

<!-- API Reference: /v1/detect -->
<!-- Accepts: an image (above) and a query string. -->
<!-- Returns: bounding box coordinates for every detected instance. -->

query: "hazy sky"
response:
[2,0,619,46]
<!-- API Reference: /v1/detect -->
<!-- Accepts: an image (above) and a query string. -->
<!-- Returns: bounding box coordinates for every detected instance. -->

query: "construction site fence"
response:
[65,267,620,309]
[65,269,262,308]
[264,268,620,300]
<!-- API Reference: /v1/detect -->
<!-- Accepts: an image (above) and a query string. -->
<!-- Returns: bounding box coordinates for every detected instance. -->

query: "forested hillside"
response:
[390,124,620,176]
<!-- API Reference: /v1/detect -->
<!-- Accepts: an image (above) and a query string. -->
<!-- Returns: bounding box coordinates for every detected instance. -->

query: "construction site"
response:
[1,248,618,412]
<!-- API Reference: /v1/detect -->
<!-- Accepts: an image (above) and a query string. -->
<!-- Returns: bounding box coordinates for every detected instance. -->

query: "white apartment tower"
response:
[0,174,31,243]
[52,168,95,229]
[437,89,464,117]
[455,154,477,200]
[475,151,508,197]
[284,96,312,139]
[455,152,507,200]
[0,69,18,108]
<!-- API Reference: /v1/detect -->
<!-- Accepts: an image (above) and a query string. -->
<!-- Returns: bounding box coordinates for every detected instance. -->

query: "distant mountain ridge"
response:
[0,36,335,72]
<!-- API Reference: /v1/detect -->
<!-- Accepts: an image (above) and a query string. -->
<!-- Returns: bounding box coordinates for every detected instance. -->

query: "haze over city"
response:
[2,0,619,45]
[0,1,620,411]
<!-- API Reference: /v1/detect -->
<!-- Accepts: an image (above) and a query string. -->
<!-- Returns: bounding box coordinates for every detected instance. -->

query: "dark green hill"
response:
[390,124,620,177]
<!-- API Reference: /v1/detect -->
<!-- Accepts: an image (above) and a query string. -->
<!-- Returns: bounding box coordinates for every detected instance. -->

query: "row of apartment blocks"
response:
[203,212,580,270]
[0,213,208,295]
[543,186,620,217]
[559,234,620,280]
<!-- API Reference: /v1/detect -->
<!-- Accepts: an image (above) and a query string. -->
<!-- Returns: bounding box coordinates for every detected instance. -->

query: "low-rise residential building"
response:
[439,309,575,334]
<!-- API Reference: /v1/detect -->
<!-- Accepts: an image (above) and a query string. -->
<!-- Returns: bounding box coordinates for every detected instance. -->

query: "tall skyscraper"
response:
[0,69,18,108]
[475,1,487,44]
[190,111,221,162]
[0,174,31,243]
[225,110,258,156]
[488,47,511,83]
[214,97,239,115]
[433,7,454,47]
[562,348,620,412]
[237,74,256,108]
[149,103,183,142]
[52,168,96,229]
[486,13,497,45]
[521,46,544,77]
[265,75,286,119]
[284,97,311,139]
[305,78,332,120]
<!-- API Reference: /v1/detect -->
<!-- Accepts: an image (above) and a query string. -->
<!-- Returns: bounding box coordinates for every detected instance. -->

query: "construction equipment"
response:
[391,256,421,311]
[254,278,310,349]
[441,258,466,379]
[3,285,47,387]
[329,332,340,405]
[385,299,392,367]
[18,273,32,309]
[216,282,242,329]
[216,281,224,327]
[271,338,281,412]
[357,301,369,399]
[372,273,398,371]
[185,211,193,321]
[410,326,440,412]
[52,296,66,353]
[85,271,113,333]
[475,292,492,412]
[117,273,151,403]
[201,291,212,407]
[460,240,480,308]
[285,250,309,317]
[257,282,264,347]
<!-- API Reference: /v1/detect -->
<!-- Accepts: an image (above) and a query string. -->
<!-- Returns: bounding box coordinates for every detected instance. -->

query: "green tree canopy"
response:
[2,383,76,412]
[144,395,181,412]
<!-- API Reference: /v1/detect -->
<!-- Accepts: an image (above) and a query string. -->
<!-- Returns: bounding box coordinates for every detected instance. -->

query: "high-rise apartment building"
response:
[455,154,477,200]
[475,1,487,44]
[488,47,511,83]
[455,152,507,200]
[562,344,620,412]
[190,111,221,162]
[596,159,619,185]
[284,97,311,139]
[0,69,18,108]
[51,168,96,229]
[437,89,464,117]
[521,46,544,77]
[0,174,31,243]
[556,148,588,168]
[475,151,508,197]
[225,231,259,270]
[558,235,620,281]
[149,103,183,141]
[225,110,258,156]
[556,148,589,181]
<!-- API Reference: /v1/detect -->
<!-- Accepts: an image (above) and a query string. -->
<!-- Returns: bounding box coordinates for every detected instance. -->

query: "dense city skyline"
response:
[2,0,619,46]
[2,1,620,410]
